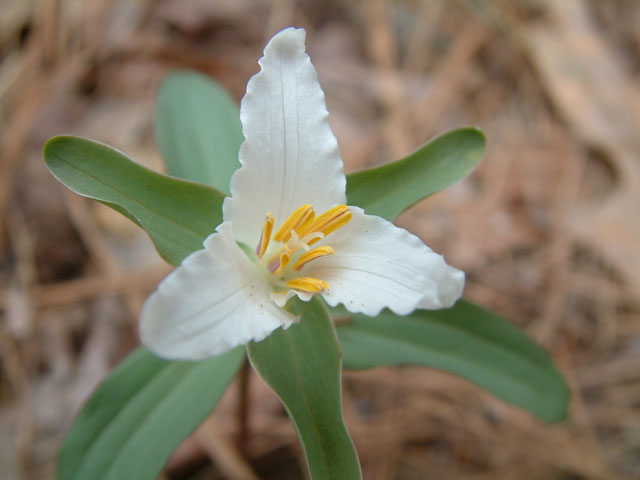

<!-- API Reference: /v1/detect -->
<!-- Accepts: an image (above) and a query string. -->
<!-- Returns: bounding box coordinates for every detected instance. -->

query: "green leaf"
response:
[43,136,226,266]
[346,127,485,220]
[248,298,361,480]
[155,71,243,192]
[336,300,569,423]
[59,347,245,480]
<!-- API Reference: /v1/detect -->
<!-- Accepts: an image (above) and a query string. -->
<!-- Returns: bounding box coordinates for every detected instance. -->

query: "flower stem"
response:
[236,357,251,457]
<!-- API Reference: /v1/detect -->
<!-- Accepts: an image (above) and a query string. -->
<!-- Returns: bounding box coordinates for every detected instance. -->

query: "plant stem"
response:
[236,357,251,457]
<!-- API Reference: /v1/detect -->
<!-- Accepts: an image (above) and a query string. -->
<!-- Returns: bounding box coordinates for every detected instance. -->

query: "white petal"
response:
[140,222,295,360]
[223,27,346,247]
[302,208,465,316]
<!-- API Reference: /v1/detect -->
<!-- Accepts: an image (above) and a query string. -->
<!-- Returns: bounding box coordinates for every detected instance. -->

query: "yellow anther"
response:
[286,277,329,293]
[256,212,275,258]
[293,246,335,271]
[273,204,315,243]
[297,205,351,245]
[268,246,291,274]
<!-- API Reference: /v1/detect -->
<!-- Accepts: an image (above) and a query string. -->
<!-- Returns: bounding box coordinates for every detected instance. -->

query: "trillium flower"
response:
[141,27,465,360]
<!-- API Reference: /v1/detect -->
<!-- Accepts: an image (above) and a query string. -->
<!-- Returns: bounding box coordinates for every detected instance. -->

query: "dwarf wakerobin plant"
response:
[45,27,569,480]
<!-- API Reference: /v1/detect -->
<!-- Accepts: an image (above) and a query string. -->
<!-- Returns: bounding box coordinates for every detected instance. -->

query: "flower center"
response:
[255,204,351,295]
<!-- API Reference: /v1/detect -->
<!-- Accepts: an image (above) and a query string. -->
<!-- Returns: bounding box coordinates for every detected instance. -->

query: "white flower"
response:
[140,28,464,360]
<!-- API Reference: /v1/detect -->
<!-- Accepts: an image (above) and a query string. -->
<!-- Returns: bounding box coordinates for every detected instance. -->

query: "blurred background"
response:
[1,0,639,479]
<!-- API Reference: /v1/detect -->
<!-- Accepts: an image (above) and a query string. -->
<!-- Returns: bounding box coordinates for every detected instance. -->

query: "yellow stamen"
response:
[273,204,315,243]
[297,205,351,245]
[286,277,329,293]
[293,246,335,271]
[268,246,291,274]
[256,212,275,258]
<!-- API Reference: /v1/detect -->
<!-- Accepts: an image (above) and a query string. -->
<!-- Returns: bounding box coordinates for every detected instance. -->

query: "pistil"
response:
[255,204,351,298]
